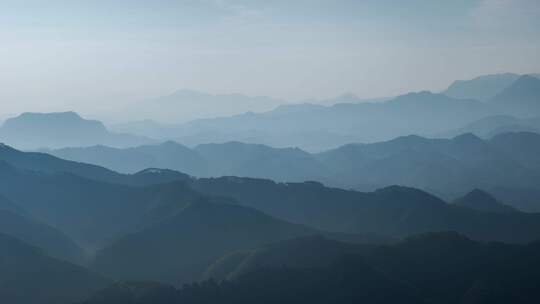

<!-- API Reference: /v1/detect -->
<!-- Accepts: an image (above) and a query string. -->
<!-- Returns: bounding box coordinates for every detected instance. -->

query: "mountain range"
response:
[47,131,540,212]
[82,232,540,304]
[0,112,152,150]
[440,115,540,138]
[452,188,518,214]
[101,74,540,151]
[115,89,286,124]
[116,91,490,151]
[443,72,540,101]
[3,133,540,303]
[1,72,540,304]
[2,74,538,152]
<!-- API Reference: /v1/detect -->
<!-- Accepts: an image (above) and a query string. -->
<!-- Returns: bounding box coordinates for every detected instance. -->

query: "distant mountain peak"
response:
[452,132,484,144]
[13,111,85,122]
[454,189,518,214]
[169,88,210,99]
[489,74,540,110]
[0,111,150,150]
[443,73,523,101]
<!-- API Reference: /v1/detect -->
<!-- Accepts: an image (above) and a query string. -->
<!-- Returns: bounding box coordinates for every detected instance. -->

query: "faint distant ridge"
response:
[439,115,540,139]
[148,89,487,151]
[489,75,540,116]
[124,88,286,123]
[0,111,152,150]
[443,73,523,101]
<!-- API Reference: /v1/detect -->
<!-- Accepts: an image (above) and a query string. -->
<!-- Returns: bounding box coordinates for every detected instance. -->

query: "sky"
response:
[0,0,539,117]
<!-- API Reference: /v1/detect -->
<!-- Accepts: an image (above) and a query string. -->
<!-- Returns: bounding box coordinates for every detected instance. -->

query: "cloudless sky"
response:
[0,0,539,116]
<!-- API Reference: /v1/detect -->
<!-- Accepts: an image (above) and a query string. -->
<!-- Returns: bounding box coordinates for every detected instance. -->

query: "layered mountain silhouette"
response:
[0,112,152,149]
[202,235,369,281]
[0,208,84,263]
[5,142,540,250]
[442,73,539,101]
[6,73,537,152]
[440,115,540,138]
[0,143,188,186]
[48,141,207,176]
[317,132,540,204]
[108,91,489,151]
[117,89,286,124]
[46,132,540,211]
[3,134,540,303]
[453,189,518,214]
[191,179,540,243]
[82,232,540,304]
[489,75,540,116]
[0,233,108,304]
[194,141,330,181]
[48,141,331,182]
[92,199,315,284]
[0,161,194,251]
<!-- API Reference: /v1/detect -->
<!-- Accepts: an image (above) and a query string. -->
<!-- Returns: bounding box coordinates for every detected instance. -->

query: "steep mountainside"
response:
[443,73,522,101]
[0,209,84,263]
[0,233,108,304]
[490,75,540,116]
[190,178,540,243]
[82,232,540,304]
[93,200,315,284]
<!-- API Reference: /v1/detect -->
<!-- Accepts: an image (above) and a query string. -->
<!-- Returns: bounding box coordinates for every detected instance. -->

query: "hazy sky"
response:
[1,0,539,116]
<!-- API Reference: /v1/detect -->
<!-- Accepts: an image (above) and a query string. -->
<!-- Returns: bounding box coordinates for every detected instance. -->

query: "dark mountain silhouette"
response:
[202,235,370,281]
[190,178,540,243]
[0,112,152,149]
[92,199,316,284]
[0,143,189,186]
[0,233,108,304]
[0,208,84,263]
[5,142,540,251]
[453,189,518,214]
[0,161,195,251]
[443,73,523,101]
[82,232,540,304]
[490,75,540,116]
